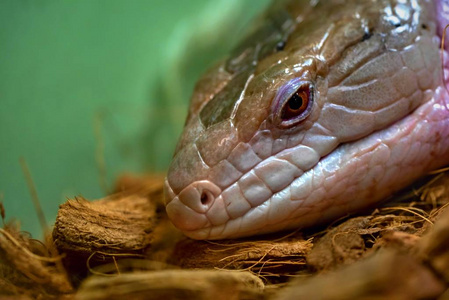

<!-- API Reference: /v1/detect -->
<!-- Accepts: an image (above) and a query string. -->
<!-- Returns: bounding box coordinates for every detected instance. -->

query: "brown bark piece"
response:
[417,206,449,282]
[76,269,264,300]
[306,217,373,271]
[374,230,421,251]
[307,211,433,272]
[439,289,449,300]
[273,249,446,300]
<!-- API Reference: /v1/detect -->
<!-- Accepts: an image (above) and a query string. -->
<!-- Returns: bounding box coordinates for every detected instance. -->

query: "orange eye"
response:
[281,88,310,120]
[272,79,314,128]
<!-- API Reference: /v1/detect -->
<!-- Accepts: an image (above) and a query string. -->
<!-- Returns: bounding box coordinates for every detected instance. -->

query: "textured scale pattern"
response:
[165,0,449,239]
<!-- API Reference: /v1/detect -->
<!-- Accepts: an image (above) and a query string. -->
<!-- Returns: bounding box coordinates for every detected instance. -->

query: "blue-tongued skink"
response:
[164,0,449,240]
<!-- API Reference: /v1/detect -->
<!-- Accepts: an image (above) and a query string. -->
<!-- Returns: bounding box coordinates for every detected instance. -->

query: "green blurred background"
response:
[0,0,270,238]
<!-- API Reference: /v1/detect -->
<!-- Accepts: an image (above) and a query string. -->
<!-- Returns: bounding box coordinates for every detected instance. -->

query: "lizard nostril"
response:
[200,190,213,206]
[176,180,221,213]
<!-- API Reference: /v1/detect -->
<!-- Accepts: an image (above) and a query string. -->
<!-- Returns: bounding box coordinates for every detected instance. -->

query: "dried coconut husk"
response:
[3,168,447,298]
[76,269,264,300]
[53,195,156,257]
[306,213,427,271]
[273,248,447,300]
[52,181,162,284]
[171,232,313,280]
[0,220,73,299]
[272,204,449,300]
[417,203,449,282]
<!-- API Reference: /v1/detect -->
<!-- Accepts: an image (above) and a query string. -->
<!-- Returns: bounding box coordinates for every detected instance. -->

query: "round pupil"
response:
[277,82,313,126]
[288,93,304,110]
[280,85,311,121]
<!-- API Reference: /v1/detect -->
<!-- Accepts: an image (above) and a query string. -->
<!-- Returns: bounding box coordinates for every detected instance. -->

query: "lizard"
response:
[164,0,449,240]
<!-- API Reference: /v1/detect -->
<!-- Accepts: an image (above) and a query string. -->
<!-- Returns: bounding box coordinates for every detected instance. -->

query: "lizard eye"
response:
[272,78,314,128]
[282,86,310,119]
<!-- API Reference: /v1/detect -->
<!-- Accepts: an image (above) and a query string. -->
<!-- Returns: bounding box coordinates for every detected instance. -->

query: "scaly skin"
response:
[165,0,449,239]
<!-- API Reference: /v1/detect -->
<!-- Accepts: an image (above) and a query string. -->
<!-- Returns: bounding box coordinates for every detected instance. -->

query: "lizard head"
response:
[165,0,447,239]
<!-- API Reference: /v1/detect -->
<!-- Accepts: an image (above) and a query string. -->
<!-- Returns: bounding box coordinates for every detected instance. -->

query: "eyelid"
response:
[271,78,314,128]
[271,78,305,112]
